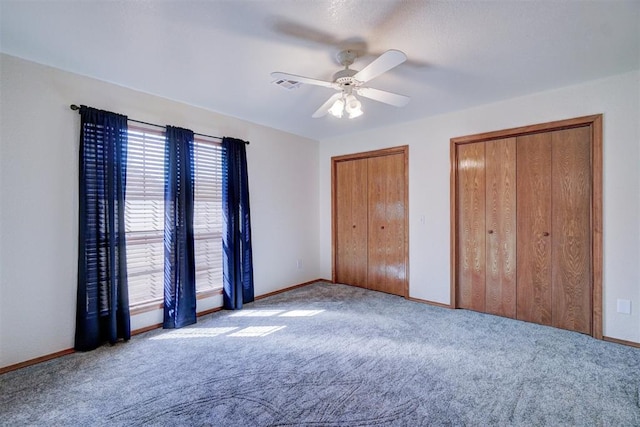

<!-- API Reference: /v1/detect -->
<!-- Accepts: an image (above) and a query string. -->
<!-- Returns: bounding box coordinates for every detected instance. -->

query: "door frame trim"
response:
[450,115,603,339]
[331,145,410,298]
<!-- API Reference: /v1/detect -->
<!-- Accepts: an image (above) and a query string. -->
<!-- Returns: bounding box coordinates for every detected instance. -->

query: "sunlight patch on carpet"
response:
[230,310,285,317]
[278,309,324,317]
[149,327,239,339]
[229,326,286,337]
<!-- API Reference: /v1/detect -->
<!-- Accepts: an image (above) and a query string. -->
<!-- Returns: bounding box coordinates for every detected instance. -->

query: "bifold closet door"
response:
[453,115,600,337]
[367,153,406,295]
[456,142,486,311]
[485,138,516,318]
[517,132,553,326]
[335,159,368,288]
[551,127,592,334]
[517,127,592,334]
[457,138,516,316]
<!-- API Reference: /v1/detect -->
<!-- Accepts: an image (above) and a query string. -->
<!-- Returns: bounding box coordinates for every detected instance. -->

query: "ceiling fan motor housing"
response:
[334,50,360,88]
[333,68,359,87]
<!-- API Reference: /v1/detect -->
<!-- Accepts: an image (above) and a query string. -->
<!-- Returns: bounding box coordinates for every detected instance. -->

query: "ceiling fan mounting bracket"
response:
[336,50,357,67]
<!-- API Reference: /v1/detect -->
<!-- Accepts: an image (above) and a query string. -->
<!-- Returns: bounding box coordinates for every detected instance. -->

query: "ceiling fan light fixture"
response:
[345,94,363,119]
[329,98,345,118]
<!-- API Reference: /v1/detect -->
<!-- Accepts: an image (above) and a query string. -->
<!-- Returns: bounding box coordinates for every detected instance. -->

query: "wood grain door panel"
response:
[452,115,602,338]
[551,127,592,334]
[335,159,368,287]
[485,138,517,318]
[516,132,553,326]
[456,142,486,311]
[367,153,406,295]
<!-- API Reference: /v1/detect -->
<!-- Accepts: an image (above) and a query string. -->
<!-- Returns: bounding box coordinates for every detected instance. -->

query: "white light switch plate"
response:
[616,299,631,314]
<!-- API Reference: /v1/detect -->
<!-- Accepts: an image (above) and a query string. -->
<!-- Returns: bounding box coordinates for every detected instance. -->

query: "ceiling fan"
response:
[271,49,410,119]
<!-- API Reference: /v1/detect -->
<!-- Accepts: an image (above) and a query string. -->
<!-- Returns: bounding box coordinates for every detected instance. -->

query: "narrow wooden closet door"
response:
[485,138,516,318]
[516,132,553,326]
[551,126,592,334]
[367,153,406,296]
[335,159,368,287]
[456,142,486,311]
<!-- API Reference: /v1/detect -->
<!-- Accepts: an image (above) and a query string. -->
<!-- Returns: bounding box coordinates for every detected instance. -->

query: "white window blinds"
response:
[125,127,223,309]
[125,127,165,308]
[193,137,223,293]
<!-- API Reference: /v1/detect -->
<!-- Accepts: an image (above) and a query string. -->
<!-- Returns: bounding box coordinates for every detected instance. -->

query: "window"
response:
[125,127,164,307]
[192,137,223,293]
[124,126,223,310]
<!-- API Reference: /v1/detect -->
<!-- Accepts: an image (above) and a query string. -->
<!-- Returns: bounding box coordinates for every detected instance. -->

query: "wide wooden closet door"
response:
[333,147,408,297]
[452,116,601,337]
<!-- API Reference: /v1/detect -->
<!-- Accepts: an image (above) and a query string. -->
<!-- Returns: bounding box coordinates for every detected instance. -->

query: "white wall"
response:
[2,53,638,369]
[319,70,640,344]
[0,54,321,368]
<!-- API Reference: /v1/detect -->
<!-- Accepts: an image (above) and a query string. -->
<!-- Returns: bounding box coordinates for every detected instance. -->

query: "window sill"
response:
[130,287,223,315]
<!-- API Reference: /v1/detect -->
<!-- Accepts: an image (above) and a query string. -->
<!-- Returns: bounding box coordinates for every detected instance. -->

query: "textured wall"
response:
[0,54,321,368]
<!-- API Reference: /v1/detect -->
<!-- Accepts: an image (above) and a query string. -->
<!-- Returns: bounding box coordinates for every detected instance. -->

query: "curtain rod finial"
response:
[70,104,80,111]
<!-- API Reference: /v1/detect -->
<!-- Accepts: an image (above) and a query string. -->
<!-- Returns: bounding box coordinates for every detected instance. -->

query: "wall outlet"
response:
[296,259,303,270]
[616,299,631,315]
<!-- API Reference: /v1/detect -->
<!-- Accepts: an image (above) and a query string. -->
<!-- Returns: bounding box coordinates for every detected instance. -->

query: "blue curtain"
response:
[76,106,130,351]
[163,126,197,328]
[222,137,254,309]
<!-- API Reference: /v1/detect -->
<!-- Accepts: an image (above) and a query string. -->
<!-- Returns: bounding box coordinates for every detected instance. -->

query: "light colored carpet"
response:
[1,281,639,426]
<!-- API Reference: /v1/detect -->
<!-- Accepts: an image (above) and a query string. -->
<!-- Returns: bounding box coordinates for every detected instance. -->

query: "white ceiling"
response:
[1,0,638,140]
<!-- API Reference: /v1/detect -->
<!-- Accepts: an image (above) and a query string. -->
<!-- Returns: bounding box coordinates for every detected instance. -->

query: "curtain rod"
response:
[69,104,249,144]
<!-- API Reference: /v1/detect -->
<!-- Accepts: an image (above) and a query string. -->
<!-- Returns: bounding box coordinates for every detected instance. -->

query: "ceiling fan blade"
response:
[353,49,407,83]
[271,72,336,89]
[357,87,410,107]
[312,93,343,118]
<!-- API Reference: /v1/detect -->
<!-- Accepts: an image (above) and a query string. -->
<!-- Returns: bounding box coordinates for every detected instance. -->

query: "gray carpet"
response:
[1,282,639,426]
